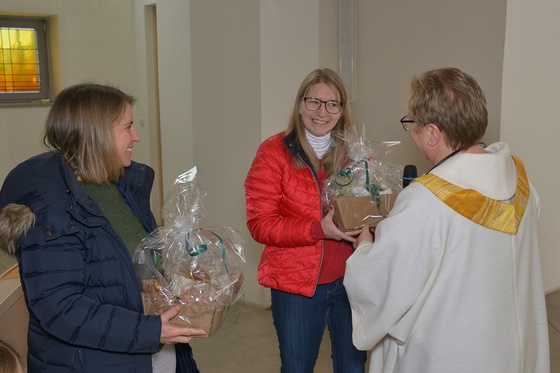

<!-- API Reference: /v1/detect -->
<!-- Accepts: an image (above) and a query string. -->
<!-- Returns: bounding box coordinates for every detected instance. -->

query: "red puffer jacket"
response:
[245,130,326,297]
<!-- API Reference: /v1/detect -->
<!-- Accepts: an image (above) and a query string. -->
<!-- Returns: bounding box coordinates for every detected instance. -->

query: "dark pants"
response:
[175,343,200,373]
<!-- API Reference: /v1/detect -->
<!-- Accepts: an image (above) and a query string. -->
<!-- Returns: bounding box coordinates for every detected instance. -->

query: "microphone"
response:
[403,165,417,188]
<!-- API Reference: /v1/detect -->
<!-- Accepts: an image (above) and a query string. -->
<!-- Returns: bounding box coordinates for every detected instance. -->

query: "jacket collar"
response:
[54,153,105,216]
[282,129,300,156]
[283,129,313,168]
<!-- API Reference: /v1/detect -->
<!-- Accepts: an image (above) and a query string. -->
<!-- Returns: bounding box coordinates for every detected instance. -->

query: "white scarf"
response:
[305,130,331,159]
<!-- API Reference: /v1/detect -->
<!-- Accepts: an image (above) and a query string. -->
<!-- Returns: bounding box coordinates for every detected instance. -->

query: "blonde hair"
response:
[287,68,354,175]
[0,339,22,373]
[43,83,136,183]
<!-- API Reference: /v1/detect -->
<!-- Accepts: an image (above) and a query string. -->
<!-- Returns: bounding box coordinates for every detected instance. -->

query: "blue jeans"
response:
[271,278,367,373]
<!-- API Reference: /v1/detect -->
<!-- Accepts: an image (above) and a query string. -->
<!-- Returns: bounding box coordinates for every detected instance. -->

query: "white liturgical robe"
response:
[344,143,549,373]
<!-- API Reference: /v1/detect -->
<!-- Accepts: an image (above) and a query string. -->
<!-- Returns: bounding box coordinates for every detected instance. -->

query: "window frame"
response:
[0,16,51,104]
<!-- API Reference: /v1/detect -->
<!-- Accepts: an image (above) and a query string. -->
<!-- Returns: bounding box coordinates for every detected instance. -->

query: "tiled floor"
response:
[191,290,560,372]
[548,290,560,372]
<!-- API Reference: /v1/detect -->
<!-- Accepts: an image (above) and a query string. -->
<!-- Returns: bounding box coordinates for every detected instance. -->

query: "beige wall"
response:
[133,0,195,224]
[133,0,558,303]
[351,0,506,173]
[0,0,148,181]
[501,0,560,292]
[189,0,263,305]
[260,0,321,140]
[0,0,558,312]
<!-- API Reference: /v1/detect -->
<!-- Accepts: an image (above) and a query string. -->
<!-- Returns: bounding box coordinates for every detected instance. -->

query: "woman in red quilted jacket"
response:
[245,68,367,372]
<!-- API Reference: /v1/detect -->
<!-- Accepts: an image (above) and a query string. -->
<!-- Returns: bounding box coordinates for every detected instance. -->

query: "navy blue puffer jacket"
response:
[0,152,161,372]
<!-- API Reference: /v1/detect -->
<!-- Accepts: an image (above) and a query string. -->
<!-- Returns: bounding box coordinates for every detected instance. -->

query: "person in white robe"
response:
[344,67,550,373]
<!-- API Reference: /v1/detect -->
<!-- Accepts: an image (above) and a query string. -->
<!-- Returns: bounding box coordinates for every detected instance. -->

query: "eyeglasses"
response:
[302,97,343,114]
[400,115,415,131]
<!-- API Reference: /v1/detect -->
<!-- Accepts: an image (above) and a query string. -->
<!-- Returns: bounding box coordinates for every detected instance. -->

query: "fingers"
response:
[339,231,357,243]
[336,225,362,241]
[162,332,205,345]
[353,225,371,248]
[346,228,363,236]
[356,224,373,245]
[184,327,207,337]
[161,305,181,324]
[160,320,207,344]
[322,208,369,244]
[169,327,207,344]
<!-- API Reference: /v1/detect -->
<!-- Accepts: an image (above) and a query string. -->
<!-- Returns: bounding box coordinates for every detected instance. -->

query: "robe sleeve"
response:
[344,185,443,351]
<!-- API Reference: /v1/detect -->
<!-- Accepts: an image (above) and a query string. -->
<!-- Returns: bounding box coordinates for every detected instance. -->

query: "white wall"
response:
[501,0,560,293]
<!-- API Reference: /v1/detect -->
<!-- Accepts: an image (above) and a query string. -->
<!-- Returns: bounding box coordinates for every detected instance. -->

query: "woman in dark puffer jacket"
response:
[0,84,204,372]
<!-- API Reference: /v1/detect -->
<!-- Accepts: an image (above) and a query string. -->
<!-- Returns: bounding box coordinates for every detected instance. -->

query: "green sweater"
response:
[81,182,147,257]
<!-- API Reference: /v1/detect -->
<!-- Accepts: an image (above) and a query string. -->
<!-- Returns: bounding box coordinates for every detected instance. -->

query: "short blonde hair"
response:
[43,83,136,183]
[407,67,487,151]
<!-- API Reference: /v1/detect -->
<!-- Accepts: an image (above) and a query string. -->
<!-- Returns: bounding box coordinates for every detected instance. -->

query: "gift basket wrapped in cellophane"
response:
[323,128,403,231]
[133,167,245,337]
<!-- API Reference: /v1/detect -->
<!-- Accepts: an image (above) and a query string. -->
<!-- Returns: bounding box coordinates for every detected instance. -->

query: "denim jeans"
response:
[271,278,367,373]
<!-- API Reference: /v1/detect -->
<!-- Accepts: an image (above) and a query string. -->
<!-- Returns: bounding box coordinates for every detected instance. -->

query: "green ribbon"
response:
[335,158,381,206]
[185,229,230,274]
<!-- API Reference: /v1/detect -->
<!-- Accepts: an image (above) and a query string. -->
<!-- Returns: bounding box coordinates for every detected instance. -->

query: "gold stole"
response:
[413,156,529,234]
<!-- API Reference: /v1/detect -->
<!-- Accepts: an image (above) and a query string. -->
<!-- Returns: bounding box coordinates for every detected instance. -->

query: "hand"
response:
[159,306,207,344]
[321,207,362,243]
[354,224,373,248]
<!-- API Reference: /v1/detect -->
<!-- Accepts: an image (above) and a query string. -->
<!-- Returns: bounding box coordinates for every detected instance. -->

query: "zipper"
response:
[297,152,324,297]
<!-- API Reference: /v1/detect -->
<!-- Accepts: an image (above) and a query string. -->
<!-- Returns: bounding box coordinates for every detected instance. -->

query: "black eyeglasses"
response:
[302,97,343,114]
[400,115,415,131]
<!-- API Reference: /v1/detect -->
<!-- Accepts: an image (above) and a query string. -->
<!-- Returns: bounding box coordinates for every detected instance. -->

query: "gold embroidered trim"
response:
[414,156,528,234]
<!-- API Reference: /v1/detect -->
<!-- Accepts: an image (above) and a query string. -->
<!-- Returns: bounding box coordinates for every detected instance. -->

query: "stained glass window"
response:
[0,17,50,103]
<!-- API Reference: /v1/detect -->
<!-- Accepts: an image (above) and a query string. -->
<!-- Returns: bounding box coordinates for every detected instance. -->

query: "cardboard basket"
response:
[141,275,242,338]
[332,192,398,230]
[143,297,226,338]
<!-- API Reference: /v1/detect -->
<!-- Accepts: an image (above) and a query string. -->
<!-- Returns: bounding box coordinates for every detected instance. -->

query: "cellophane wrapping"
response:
[133,167,245,337]
[323,129,403,230]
